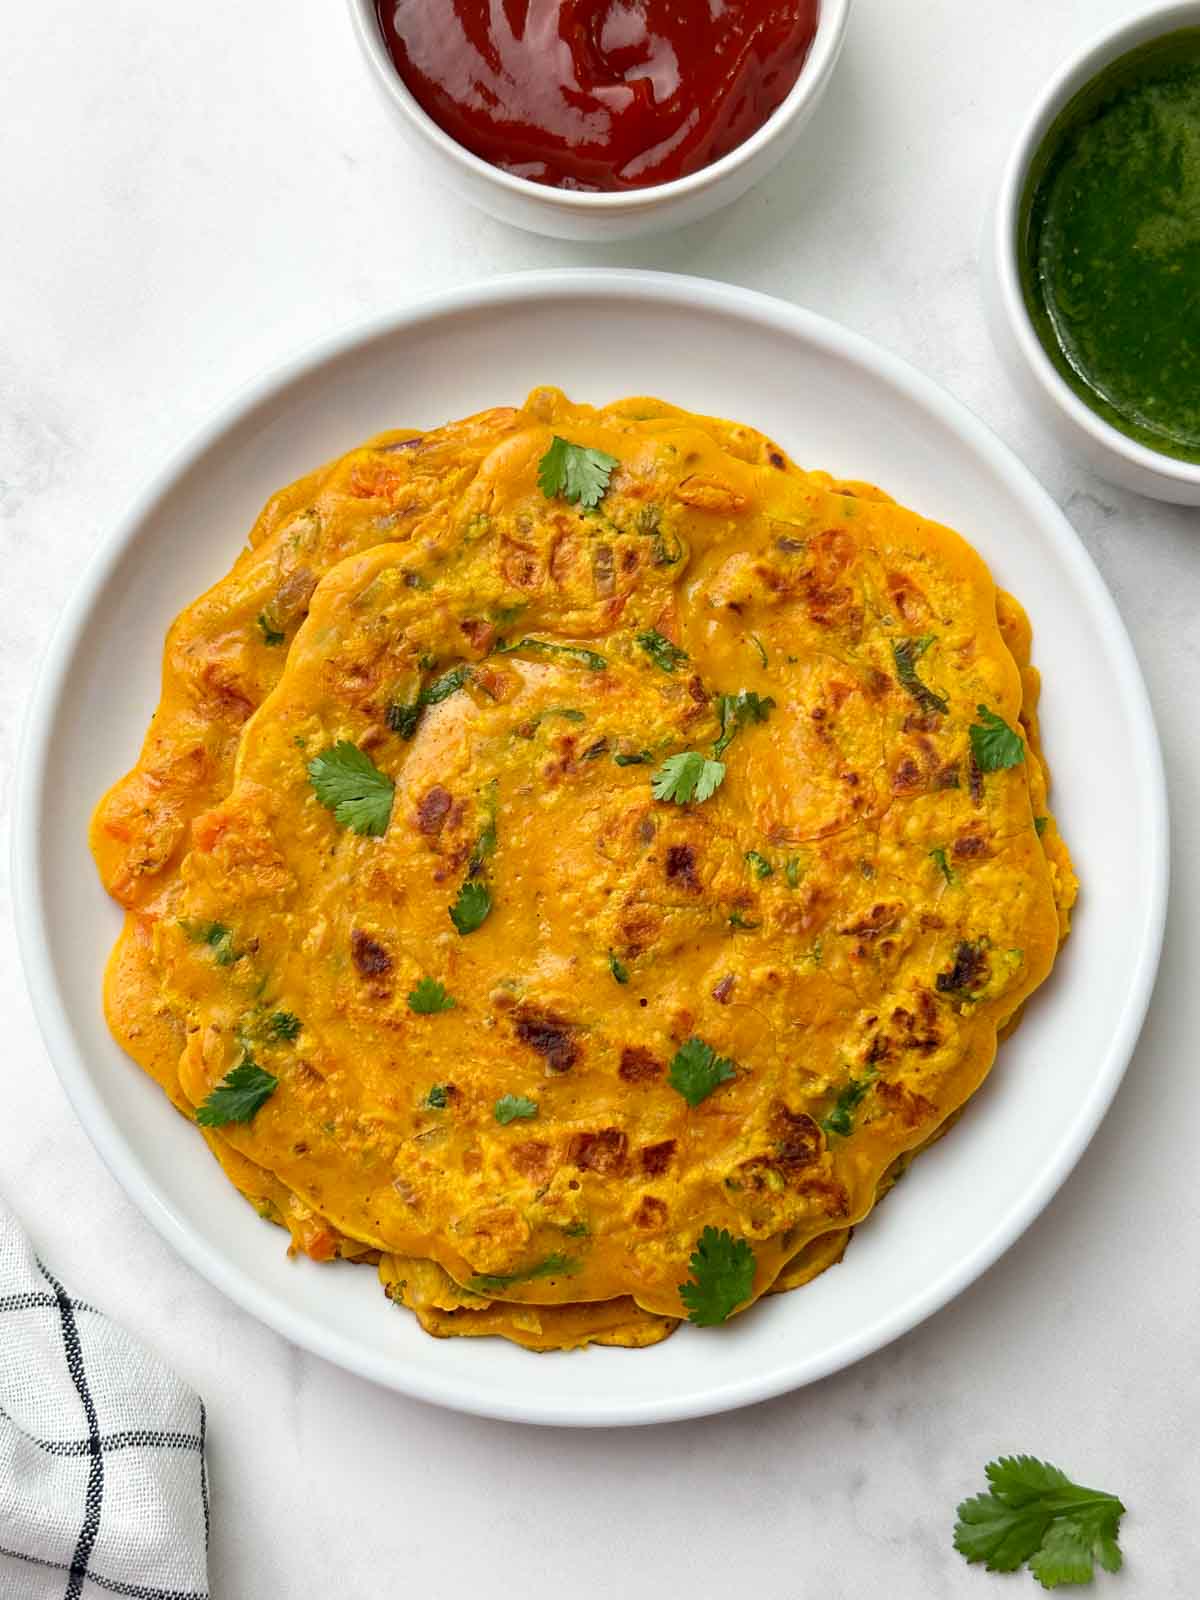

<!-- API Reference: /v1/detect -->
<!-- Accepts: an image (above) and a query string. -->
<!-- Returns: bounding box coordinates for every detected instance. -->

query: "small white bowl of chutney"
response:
[983,2,1200,505]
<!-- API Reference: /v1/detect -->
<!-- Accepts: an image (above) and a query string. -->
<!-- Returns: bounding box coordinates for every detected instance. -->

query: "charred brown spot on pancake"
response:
[891,991,943,1054]
[770,1103,824,1169]
[510,1140,554,1181]
[664,843,699,891]
[350,930,392,977]
[568,1128,627,1175]
[968,752,984,805]
[459,617,496,653]
[839,901,903,939]
[512,1007,580,1073]
[864,1033,892,1066]
[875,1078,938,1127]
[936,940,990,998]
[953,825,990,860]
[415,785,452,835]
[640,1139,675,1176]
[633,1195,668,1229]
[618,1046,663,1083]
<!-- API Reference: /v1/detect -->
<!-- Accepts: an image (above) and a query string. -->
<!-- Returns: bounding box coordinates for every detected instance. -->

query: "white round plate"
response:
[14,271,1167,1426]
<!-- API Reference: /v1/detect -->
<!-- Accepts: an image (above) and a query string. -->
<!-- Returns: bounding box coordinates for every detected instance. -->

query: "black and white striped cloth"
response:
[0,1198,209,1599]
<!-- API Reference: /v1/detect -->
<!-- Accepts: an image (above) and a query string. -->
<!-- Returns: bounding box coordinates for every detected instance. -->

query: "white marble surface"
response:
[1,1,1196,1593]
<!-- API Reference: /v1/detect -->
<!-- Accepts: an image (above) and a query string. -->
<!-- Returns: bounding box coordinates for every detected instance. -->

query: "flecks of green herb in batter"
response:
[930,847,957,886]
[891,636,949,716]
[744,851,773,880]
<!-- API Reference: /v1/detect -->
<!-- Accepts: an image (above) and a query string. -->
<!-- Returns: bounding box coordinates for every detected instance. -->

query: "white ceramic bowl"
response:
[982,2,1200,505]
[14,272,1167,1425]
[346,0,851,240]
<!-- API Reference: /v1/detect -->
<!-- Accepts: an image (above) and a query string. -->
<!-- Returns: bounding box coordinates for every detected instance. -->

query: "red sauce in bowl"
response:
[373,1,821,192]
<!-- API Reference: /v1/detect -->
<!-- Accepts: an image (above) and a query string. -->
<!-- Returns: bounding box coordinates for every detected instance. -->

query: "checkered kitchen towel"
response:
[0,1198,209,1599]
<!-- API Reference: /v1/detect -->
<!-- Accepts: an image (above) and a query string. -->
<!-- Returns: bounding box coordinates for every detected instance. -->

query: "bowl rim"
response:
[12,269,1169,1426]
[346,0,852,213]
[992,0,1200,487]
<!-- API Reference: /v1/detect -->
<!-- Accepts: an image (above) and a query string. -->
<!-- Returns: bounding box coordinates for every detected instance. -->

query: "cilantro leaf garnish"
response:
[891,636,949,716]
[668,1036,737,1106]
[195,1061,278,1127]
[537,436,618,508]
[678,1227,756,1326]
[651,751,726,805]
[496,637,608,672]
[467,1253,581,1294]
[929,846,957,885]
[257,612,285,647]
[449,879,491,935]
[494,1094,538,1125]
[712,690,776,757]
[307,741,394,836]
[821,1075,872,1137]
[635,629,689,673]
[608,951,630,984]
[265,1010,301,1041]
[408,977,456,1014]
[970,705,1026,772]
[424,1083,451,1110]
[953,1456,1125,1588]
[744,850,773,879]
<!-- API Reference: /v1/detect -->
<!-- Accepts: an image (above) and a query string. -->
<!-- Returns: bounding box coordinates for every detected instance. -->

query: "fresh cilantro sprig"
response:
[970,705,1025,772]
[668,1037,737,1106]
[494,1094,538,1125]
[954,1456,1126,1589]
[678,1227,756,1326]
[636,629,689,673]
[449,879,491,935]
[651,751,725,805]
[467,1254,581,1294]
[195,1061,278,1127]
[892,636,949,716]
[408,977,456,1014]
[537,436,618,508]
[308,741,394,836]
[713,690,776,757]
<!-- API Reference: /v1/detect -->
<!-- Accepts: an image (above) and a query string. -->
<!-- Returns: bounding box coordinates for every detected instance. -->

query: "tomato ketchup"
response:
[374,1,820,191]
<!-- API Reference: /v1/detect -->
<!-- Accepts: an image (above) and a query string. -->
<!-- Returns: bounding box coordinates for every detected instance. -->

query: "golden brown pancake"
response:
[92,390,1074,1346]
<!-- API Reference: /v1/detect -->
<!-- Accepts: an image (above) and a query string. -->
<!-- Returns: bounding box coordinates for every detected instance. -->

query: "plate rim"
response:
[12,268,1170,1426]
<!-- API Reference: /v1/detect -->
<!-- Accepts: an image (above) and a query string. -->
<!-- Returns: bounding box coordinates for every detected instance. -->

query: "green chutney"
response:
[1020,29,1200,464]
